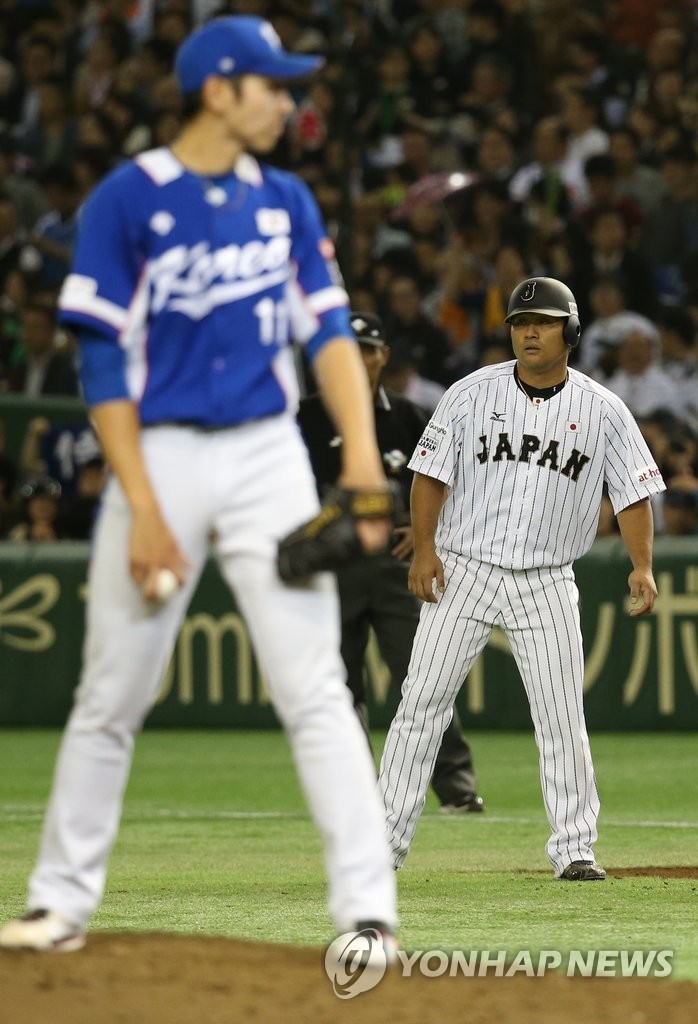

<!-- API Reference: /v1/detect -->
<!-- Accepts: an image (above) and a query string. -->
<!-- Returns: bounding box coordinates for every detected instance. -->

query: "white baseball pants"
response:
[28,417,396,933]
[379,554,600,876]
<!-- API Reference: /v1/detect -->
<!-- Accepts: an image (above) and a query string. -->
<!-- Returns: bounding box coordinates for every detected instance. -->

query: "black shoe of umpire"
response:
[438,793,485,814]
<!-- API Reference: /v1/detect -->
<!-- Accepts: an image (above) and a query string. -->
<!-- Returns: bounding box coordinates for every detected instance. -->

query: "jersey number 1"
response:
[254,298,289,346]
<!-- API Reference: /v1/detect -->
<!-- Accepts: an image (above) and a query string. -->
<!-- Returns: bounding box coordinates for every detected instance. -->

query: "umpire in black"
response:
[298,312,484,812]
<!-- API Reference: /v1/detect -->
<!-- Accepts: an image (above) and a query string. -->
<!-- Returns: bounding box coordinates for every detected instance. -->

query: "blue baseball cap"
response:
[175,16,324,94]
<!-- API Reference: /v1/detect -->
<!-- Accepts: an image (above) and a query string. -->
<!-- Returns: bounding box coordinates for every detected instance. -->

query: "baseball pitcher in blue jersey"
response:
[0,16,397,959]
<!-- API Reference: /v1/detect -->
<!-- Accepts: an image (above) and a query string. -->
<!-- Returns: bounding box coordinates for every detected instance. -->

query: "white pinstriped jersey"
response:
[409,360,665,570]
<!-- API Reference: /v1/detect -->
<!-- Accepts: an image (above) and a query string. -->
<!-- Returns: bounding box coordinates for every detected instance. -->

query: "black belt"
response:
[146,420,236,433]
[145,416,276,433]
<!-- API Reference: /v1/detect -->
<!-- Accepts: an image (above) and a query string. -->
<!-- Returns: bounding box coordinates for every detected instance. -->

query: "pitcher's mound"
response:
[1,933,695,1024]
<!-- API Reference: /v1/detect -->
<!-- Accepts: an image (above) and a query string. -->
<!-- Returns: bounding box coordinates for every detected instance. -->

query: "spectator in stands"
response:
[480,244,528,349]
[2,32,60,132]
[657,306,698,433]
[577,206,656,318]
[403,18,457,126]
[7,302,78,397]
[18,416,99,498]
[15,76,79,171]
[21,163,80,294]
[384,274,452,386]
[558,86,609,203]
[578,276,658,378]
[608,126,668,216]
[71,145,114,198]
[125,37,176,111]
[73,20,132,115]
[565,30,630,128]
[660,487,698,537]
[457,0,521,99]
[8,474,63,542]
[576,153,643,241]
[0,133,47,231]
[640,145,698,303]
[605,328,677,419]
[475,124,517,186]
[457,55,514,128]
[509,116,585,208]
[60,453,107,540]
[380,345,445,413]
[357,45,411,163]
[647,67,688,131]
[431,231,486,375]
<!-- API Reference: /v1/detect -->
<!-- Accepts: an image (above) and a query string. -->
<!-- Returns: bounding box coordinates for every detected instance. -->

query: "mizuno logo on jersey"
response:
[476,432,591,481]
[490,410,506,421]
[149,238,292,319]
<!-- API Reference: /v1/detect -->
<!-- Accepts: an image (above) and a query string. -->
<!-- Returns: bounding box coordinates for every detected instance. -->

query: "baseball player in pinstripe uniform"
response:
[378,277,665,880]
[0,17,397,954]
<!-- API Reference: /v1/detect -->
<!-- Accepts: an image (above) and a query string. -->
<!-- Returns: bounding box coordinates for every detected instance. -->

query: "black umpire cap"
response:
[350,311,386,348]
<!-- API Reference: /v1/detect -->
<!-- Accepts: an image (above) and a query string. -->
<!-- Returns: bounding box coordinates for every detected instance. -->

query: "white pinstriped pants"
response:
[378,554,601,876]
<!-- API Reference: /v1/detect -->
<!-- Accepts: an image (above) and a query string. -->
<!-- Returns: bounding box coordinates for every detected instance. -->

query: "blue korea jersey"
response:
[58,147,352,425]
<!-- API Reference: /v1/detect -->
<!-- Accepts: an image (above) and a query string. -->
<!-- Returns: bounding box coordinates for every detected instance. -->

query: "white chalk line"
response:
[1,805,696,828]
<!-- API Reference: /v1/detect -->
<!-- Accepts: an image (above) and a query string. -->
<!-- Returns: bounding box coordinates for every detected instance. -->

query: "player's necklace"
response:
[198,172,249,212]
[514,368,568,407]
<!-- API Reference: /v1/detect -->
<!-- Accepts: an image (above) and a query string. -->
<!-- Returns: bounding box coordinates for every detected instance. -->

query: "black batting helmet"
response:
[350,311,386,348]
[505,277,581,347]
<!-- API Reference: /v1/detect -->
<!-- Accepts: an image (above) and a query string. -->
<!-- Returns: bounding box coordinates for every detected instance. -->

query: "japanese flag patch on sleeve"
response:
[417,420,448,457]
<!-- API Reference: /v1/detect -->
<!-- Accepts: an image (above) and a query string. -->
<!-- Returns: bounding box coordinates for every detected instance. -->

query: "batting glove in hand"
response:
[277,484,399,582]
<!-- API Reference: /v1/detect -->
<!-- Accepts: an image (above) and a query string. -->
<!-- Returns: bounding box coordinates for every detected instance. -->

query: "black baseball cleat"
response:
[353,921,398,966]
[439,793,485,814]
[559,860,606,881]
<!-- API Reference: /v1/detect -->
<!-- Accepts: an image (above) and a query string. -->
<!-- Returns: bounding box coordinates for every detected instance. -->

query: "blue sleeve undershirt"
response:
[76,329,130,406]
[306,306,354,361]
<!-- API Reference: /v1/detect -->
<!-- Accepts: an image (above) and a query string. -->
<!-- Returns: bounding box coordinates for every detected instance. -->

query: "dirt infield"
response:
[1,934,696,1024]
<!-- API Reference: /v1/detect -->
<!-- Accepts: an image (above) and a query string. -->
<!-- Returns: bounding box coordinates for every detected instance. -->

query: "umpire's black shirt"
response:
[297,386,430,522]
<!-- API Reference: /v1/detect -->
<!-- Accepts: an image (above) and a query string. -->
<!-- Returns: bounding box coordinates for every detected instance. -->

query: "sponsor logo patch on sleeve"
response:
[416,420,448,457]
[635,464,663,483]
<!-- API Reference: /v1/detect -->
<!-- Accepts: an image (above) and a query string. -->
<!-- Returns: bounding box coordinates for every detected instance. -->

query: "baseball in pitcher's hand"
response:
[129,506,189,598]
[408,549,445,603]
[627,568,657,617]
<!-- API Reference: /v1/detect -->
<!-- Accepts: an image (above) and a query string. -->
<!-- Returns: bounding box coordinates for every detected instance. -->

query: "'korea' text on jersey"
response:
[409,362,666,569]
[58,148,351,425]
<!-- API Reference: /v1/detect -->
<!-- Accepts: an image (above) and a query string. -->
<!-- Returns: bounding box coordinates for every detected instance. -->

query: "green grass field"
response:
[1,730,696,980]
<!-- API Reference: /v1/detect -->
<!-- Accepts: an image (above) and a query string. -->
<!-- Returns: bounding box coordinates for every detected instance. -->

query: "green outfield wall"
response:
[1,539,697,730]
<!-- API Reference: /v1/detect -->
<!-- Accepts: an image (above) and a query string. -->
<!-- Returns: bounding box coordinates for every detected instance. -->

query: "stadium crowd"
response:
[0,0,696,538]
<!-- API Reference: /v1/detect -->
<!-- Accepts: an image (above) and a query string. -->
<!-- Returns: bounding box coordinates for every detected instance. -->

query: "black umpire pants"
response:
[336,553,478,805]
